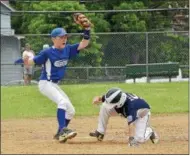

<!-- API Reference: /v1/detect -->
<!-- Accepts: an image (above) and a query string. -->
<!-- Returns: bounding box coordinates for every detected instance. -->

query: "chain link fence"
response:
[1,31,189,85]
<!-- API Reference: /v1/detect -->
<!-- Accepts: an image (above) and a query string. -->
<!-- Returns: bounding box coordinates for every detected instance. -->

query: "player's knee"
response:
[57,99,67,110]
[67,107,75,119]
[70,107,75,116]
[135,136,146,143]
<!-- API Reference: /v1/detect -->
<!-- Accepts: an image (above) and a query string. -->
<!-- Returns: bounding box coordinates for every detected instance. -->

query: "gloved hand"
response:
[73,13,92,29]
[128,137,139,147]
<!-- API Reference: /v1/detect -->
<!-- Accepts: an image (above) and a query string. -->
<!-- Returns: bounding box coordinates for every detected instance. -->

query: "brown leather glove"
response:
[73,13,92,29]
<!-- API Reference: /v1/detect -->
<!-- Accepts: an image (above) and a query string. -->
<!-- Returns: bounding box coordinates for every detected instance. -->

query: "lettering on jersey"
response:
[127,93,139,101]
[54,60,68,67]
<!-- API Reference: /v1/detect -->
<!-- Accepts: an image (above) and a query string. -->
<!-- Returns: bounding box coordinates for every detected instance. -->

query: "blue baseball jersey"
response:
[33,44,79,82]
[114,93,150,125]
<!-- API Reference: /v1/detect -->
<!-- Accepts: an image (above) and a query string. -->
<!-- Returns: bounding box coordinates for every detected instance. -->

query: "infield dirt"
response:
[1,114,188,154]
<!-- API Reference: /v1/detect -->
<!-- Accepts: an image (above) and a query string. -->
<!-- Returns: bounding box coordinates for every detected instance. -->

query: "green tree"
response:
[111,2,149,32]
[10,1,189,68]
[148,33,189,65]
[11,1,105,66]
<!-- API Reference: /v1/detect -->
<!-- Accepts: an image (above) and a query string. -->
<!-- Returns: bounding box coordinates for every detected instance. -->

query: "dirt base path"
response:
[1,114,188,154]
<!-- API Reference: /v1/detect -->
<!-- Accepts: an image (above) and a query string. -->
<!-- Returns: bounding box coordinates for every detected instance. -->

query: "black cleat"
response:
[89,130,104,141]
[54,128,77,143]
[150,131,159,144]
[53,133,59,140]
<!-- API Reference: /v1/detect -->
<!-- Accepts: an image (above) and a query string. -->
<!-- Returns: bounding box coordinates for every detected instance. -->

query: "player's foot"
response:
[89,130,104,141]
[53,132,59,140]
[150,131,159,144]
[58,127,77,143]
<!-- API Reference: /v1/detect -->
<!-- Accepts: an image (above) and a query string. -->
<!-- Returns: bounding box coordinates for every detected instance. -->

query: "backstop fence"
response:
[1,31,189,85]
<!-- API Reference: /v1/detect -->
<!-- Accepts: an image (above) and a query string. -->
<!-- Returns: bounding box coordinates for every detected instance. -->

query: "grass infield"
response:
[1,82,188,119]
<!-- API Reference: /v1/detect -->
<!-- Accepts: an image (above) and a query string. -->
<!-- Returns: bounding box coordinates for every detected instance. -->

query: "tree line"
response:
[10,0,189,66]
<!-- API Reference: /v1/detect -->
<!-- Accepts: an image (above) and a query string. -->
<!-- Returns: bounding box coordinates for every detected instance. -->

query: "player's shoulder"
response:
[35,48,51,57]
[40,47,52,53]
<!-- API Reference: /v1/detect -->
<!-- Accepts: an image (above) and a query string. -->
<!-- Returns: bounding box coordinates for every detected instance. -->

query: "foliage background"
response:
[10,0,189,66]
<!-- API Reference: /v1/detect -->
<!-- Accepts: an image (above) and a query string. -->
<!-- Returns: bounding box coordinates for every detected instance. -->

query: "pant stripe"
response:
[143,114,150,140]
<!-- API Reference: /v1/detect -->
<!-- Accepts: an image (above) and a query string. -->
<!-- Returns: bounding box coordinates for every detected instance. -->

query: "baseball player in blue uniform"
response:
[89,88,159,147]
[23,13,92,143]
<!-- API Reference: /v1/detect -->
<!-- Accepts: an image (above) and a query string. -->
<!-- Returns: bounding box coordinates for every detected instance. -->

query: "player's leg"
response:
[134,110,159,144]
[23,67,28,85]
[38,80,77,142]
[23,74,28,85]
[52,86,77,142]
[27,75,32,85]
[97,102,118,134]
[147,114,159,144]
[134,110,153,143]
[53,83,75,127]
[27,66,33,85]
[89,102,118,141]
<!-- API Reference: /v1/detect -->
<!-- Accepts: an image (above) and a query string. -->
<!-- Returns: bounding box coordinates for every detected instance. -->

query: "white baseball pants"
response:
[38,80,75,119]
[97,102,153,143]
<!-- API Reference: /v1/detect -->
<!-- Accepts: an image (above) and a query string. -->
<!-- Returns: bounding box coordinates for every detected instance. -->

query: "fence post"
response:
[146,32,150,83]
[86,67,89,83]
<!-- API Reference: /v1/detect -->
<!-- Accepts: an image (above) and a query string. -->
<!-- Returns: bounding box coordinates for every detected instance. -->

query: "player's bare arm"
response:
[128,122,139,147]
[78,38,90,50]
[128,122,135,137]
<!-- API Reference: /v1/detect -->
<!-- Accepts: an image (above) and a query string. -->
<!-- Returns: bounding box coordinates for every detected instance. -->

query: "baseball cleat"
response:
[58,127,77,143]
[150,131,159,144]
[53,133,59,140]
[89,130,104,141]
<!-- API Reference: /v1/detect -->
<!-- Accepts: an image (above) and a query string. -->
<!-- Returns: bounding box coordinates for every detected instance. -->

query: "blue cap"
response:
[51,28,67,37]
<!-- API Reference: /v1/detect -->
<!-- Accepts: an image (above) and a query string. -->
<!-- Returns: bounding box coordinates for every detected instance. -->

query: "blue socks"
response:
[57,109,71,134]
[57,108,66,132]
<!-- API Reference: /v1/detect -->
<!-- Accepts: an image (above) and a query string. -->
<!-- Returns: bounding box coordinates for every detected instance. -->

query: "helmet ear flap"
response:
[115,93,127,108]
[105,88,122,104]
[104,88,126,109]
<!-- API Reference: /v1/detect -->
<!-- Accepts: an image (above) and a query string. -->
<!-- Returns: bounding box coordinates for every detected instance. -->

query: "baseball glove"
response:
[73,13,92,29]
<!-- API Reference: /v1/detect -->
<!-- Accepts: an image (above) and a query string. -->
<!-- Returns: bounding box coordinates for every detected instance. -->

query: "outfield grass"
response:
[1,82,188,119]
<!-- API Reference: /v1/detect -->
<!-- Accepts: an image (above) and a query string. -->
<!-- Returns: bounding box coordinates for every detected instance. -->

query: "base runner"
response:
[89,87,159,147]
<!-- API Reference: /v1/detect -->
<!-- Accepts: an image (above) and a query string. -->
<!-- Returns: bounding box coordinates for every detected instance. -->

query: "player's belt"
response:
[47,79,59,83]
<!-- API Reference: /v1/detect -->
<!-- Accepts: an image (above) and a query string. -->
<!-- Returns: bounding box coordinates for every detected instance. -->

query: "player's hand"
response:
[92,96,102,105]
[73,13,92,29]
[23,55,29,66]
[128,137,139,147]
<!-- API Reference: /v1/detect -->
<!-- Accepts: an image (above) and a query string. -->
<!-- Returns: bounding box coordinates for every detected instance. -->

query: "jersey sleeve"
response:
[33,50,47,65]
[68,43,80,59]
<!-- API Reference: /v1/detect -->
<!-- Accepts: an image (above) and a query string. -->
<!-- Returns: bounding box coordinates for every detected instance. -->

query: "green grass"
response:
[1,82,188,119]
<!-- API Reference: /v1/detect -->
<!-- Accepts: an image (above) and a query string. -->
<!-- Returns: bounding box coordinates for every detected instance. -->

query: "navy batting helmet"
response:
[104,88,127,109]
